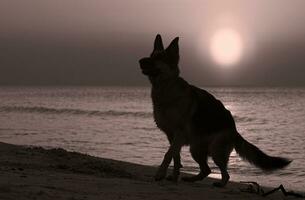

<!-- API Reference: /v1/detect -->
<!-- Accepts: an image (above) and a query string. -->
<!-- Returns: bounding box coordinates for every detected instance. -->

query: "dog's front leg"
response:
[155,137,182,181]
[166,152,183,182]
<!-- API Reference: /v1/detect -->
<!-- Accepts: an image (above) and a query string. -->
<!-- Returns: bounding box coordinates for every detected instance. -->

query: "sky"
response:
[0,0,305,86]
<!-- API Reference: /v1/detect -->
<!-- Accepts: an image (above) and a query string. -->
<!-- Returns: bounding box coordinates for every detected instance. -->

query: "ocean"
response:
[0,86,304,191]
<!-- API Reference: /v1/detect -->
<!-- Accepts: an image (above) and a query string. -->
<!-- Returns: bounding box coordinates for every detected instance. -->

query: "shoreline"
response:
[0,142,303,200]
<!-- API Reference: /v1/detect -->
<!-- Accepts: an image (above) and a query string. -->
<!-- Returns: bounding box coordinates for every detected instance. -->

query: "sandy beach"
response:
[0,142,302,200]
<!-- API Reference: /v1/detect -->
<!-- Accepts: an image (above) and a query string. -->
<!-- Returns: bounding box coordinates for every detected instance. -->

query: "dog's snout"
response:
[139,57,153,69]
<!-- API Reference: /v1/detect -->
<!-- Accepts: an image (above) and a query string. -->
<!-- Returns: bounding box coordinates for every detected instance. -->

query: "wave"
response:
[233,115,256,123]
[0,106,152,118]
[0,106,257,123]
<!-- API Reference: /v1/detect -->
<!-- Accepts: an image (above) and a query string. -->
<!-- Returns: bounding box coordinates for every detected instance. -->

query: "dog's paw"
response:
[213,174,229,187]
[154,168,167,181]
[177,163,183,169]
[213,181,226,188]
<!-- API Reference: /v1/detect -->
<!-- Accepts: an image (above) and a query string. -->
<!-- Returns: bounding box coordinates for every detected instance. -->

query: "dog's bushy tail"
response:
[234,132,291,171]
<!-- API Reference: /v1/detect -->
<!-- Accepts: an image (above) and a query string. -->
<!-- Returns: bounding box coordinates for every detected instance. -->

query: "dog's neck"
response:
[150,75,179,90]
[150,75,188,107]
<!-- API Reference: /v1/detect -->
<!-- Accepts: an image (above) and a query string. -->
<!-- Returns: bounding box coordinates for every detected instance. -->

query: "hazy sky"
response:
[1,0,305,86]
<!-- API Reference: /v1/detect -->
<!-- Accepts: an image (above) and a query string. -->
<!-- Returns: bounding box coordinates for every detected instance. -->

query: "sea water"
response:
[0,86,304,190]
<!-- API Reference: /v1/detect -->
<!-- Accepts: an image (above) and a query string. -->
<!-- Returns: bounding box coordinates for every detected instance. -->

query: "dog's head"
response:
[139,34,180,80]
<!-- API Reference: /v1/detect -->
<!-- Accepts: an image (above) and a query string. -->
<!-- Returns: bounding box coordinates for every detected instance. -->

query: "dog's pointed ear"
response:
[166,37,179,64]
[153,34,164,52]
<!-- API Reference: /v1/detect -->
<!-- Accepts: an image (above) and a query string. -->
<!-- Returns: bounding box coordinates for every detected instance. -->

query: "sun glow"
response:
[210,28,243,67]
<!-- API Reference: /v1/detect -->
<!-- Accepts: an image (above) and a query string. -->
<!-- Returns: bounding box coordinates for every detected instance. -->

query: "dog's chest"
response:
[153,105,173,131]
[152,95,190,133]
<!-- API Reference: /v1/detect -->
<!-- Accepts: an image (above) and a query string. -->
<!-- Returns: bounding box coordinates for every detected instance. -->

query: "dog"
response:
[139,34,291,187]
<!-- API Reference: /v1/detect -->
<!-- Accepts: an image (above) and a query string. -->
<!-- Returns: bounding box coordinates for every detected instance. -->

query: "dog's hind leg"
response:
[211,145,232,187]
[182,145,211,182]
[212,155,230,187]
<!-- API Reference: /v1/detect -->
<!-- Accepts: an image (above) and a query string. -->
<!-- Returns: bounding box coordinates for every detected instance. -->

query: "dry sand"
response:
[0,142,302,200]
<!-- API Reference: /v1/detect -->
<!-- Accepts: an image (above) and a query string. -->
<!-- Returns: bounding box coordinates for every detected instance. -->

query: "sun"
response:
[210,28,243,67]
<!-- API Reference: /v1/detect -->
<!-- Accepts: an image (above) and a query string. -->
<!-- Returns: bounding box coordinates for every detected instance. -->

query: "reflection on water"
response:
[0,86,304,190]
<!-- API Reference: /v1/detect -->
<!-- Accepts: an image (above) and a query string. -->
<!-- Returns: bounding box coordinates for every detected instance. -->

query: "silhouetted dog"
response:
[139,34,291,187]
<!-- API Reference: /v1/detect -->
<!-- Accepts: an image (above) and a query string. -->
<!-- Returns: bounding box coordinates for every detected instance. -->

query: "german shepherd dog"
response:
[139,34,291,187]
